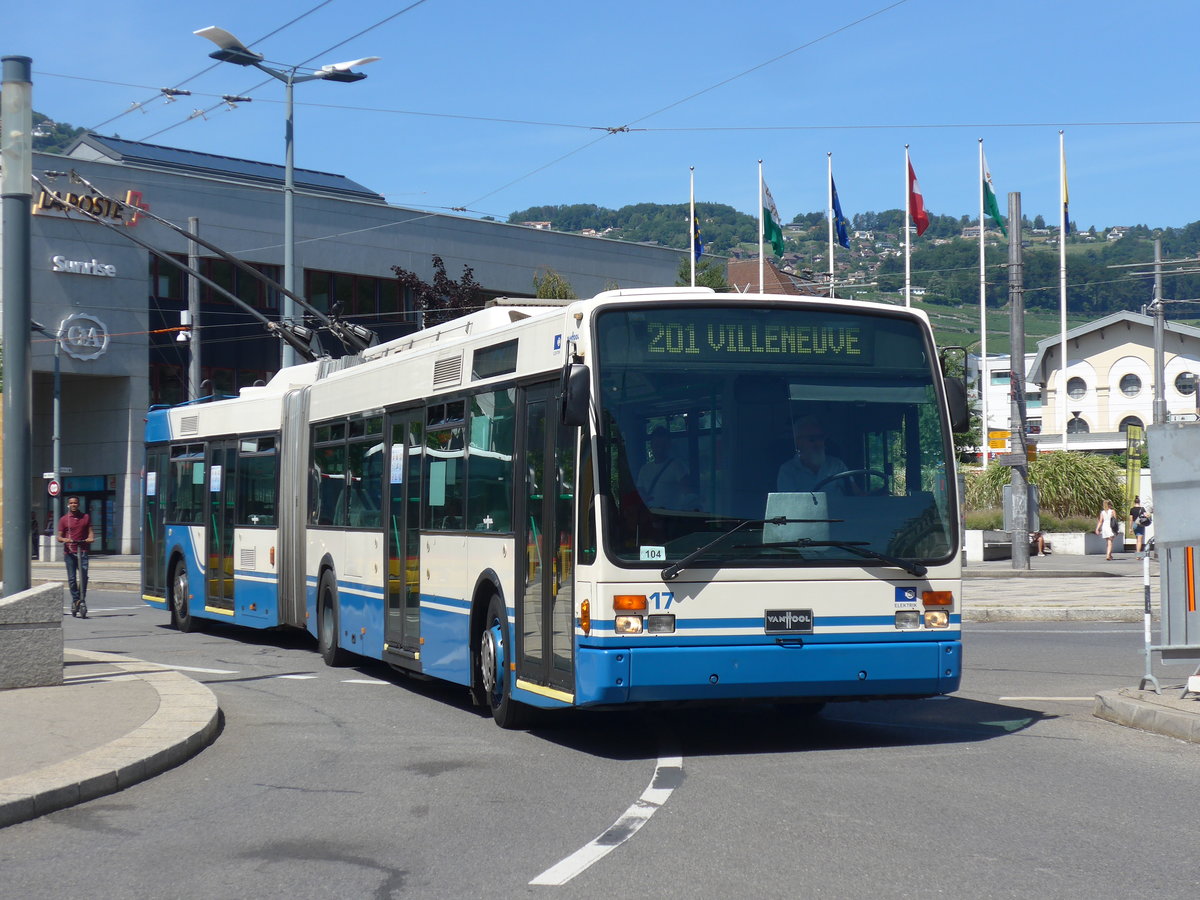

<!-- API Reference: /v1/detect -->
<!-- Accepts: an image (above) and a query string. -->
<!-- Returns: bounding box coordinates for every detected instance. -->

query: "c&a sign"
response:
[58,313,111,361]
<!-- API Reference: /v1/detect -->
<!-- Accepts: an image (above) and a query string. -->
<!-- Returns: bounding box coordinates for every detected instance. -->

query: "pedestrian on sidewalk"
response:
[1129,495,1150,557]
[57,496,93,617]
[1096,499,1119,560]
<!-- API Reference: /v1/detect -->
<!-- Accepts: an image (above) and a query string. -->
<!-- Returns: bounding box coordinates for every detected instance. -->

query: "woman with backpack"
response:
[1096,499,1119,560]
[1129,495,1151,558]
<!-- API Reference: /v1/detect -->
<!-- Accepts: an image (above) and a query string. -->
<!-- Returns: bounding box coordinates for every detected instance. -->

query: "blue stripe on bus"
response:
[588,613,961,632]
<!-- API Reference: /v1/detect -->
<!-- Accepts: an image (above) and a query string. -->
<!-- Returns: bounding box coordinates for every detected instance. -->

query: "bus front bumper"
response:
[574,639,961,706]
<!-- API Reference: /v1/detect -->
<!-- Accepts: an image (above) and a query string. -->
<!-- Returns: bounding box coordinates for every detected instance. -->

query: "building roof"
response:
[65,133,385,203]
[726,258,810,295]
[1029,310,1200,384]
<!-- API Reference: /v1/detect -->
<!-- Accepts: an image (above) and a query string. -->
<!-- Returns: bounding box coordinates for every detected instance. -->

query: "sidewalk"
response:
[0,648,219,828]
[1,549,1196,830]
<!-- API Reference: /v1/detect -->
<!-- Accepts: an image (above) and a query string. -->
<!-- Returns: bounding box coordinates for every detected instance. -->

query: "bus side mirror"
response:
[560,362,590,427]
[944,376,970,433]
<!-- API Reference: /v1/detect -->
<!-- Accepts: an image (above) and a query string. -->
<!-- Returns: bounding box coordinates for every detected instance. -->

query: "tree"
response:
[532,268,577,299]
[391,255,483,329]
[1033,214,1046,230]
[675,257,729,291]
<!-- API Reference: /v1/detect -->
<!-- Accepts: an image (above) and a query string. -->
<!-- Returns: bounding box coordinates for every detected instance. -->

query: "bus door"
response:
[143,446,168,600]
[206,439,237,613]
[385,410,424,656]
[517,384,576,694]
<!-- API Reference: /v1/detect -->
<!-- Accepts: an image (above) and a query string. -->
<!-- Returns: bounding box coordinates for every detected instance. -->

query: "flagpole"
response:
[1059,130,1069,451]
[827,153,835,297]
[689,166,696,288]
[904,145,912,307]
[979,139,989,469]
[758,159,765,293]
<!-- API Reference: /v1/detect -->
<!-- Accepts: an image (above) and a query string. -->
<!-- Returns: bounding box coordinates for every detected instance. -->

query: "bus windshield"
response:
[594,303,957,570]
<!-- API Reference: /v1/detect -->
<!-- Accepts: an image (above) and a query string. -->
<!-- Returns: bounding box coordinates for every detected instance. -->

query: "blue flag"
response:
[831,176,850,249]
[692,212,704,261]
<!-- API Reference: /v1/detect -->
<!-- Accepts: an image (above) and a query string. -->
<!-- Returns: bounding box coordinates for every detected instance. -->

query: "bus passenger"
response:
[777,415,853,495]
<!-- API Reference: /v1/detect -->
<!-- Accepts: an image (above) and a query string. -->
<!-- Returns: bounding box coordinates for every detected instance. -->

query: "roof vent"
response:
[432,352,464,388]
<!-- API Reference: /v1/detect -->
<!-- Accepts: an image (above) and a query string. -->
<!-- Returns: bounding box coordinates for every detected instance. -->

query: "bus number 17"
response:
[649,591,675,610]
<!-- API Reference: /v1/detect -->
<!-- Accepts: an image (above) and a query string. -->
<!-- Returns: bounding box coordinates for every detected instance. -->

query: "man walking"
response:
[57,496,93,617]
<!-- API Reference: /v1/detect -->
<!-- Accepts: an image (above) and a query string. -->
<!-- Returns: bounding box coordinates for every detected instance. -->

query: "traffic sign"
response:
[47,479,61,497]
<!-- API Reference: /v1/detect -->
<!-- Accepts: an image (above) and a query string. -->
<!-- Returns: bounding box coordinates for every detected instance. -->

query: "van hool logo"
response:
[764,609,814,633]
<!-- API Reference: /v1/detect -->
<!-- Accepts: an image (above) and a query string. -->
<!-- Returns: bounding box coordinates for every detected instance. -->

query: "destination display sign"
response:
[598,307,898,367]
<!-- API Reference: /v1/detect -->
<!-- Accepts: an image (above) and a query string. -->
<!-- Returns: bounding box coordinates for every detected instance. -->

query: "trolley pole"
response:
[1007,192,1030,571]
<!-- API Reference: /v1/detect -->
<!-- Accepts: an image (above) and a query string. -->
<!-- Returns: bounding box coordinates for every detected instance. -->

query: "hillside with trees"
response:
[508,201,1200,320]
[32,111,85,154]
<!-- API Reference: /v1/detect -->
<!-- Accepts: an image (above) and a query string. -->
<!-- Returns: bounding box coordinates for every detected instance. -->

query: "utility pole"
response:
[1152,237,1167,425]
[1008,192,1030,571]
[2,56,34,594]
[187,217,201,401]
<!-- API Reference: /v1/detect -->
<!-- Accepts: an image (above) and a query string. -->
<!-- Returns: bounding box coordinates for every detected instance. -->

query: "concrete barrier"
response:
[0,583,64,690]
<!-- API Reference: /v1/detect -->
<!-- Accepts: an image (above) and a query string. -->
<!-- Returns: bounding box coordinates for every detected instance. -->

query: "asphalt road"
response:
[3,594,1198,899]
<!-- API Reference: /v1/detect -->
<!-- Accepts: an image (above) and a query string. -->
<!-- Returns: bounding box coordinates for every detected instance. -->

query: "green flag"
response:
[983,152,1007,236]
[762,179,785,257]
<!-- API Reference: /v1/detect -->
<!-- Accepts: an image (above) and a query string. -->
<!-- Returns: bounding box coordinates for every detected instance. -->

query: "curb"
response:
[964,608,1154,623]
[0,649,220,829]
[1094,688,1200,743]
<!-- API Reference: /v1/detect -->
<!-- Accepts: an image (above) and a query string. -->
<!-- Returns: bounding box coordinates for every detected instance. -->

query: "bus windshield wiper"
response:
[792,539,928,577]
[660,516,827,581]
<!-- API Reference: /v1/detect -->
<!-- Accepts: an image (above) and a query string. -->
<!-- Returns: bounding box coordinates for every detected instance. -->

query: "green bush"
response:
[965,509,1004,530]
[963,509,1094,533]
[963,451,1122,518]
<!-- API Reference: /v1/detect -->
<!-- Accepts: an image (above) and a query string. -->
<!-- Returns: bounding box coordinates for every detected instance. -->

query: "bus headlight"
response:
[647,614,675,634]
[615,615,643,634]
[895,610,921,629]
[924,610,950,628]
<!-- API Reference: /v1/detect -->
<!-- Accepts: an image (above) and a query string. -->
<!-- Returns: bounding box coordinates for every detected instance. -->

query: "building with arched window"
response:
[1027,311,1200,451]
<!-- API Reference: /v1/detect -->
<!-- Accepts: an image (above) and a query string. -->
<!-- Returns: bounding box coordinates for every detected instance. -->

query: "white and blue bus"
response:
[143,287,968,727]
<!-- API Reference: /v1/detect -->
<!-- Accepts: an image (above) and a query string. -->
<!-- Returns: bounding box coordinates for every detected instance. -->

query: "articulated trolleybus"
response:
[143,288,968,727]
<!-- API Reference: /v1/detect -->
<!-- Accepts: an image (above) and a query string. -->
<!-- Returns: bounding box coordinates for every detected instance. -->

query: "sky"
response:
[11,0,1200,232]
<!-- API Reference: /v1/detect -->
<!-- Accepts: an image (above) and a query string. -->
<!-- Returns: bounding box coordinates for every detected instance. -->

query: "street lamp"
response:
[195,26,378,369]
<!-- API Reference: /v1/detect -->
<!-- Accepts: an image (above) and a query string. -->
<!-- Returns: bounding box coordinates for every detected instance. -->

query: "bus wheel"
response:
[480,594,526,729]
[318,570,350,667]
[170,559,198,633]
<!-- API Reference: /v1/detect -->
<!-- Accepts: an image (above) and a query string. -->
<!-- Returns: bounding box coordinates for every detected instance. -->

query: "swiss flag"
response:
[908,160,929,236]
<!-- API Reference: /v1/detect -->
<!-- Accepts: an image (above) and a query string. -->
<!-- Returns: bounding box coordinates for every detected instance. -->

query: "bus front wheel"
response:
[480,594,526,729]
[170,559,199,633]
[318,570,350,667]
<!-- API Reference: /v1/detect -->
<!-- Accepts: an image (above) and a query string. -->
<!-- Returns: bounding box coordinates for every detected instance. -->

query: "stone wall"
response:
[0,583,64,690]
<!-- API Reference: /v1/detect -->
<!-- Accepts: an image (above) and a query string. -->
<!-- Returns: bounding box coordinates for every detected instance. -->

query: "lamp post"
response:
[195,27,378,369]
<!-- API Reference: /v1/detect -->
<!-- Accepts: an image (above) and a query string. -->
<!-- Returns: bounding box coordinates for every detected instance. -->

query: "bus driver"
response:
[777,415,852,495]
